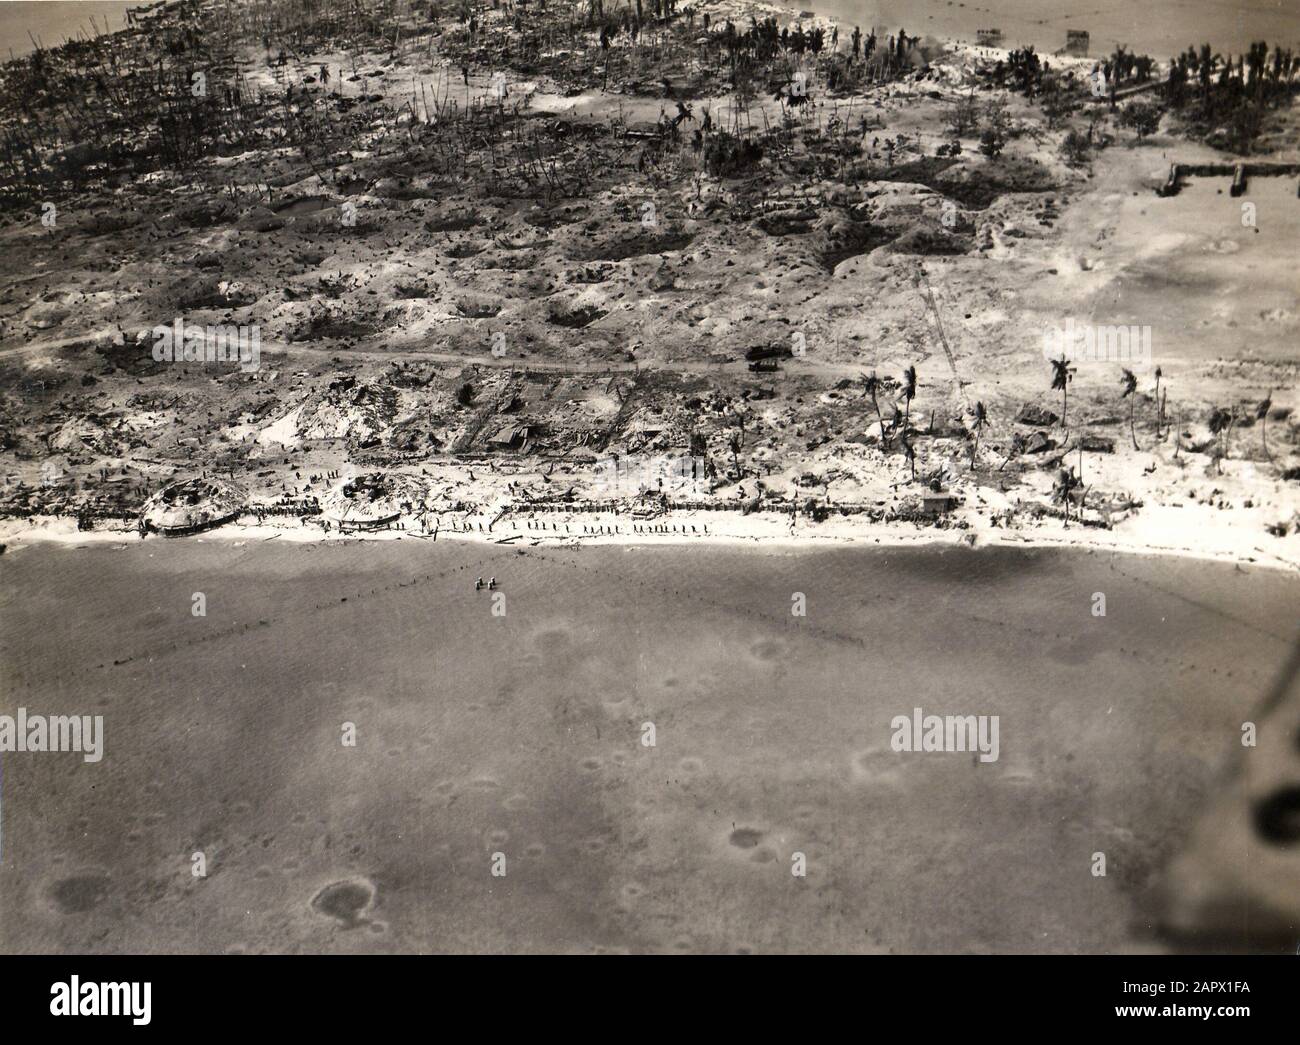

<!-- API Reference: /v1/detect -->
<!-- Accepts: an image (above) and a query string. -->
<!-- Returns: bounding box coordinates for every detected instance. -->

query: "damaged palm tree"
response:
[900,429,917,483]
[1052,466,1081,527]
[969,400,987,467]
[1209,406,1235,473]
[1153,366,1163,439]
[901,365,917,432]
[1050,355,1076,429]
[1120,368,1140,450]
[862,370,888,446]
[1257,391,1273,460]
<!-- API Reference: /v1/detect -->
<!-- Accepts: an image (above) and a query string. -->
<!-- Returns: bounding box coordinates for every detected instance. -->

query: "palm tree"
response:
[888,403,905,443]
[901,365,917,430]
[1198,44,1217,103]
[1208,406,1234,473]
[969,400,987,466]
[863,371,887,444]
[1076,443,1087,515]
[1257,391,1273,460]
[1050,355,1075,427]
[1053,466,1080,527]
[1153,366,1162,438]
[900,430,916,482]
[1120,368,1139,450]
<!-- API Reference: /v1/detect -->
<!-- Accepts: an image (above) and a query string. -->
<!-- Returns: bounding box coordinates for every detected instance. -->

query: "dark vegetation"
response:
[0,0,947,215]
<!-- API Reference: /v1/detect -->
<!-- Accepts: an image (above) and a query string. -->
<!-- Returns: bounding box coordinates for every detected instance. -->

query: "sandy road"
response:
[1,324,904,384]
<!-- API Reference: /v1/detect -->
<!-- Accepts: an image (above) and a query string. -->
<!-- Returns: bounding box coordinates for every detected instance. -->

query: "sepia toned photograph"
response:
[0,0,1295,980]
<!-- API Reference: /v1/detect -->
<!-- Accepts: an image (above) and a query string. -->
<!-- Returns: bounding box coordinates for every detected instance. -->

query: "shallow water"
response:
[0,539,1295,952]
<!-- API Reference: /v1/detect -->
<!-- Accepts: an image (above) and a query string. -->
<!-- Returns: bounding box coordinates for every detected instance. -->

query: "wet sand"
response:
[0,539,1295,953]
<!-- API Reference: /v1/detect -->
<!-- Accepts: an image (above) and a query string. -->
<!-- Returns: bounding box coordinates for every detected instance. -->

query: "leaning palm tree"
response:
[1050,355,1075,427]
[862,371,887,444]
[1120,368,1139,450]
[1257,391,1273,460]
[901,365,917,430]
[888,404,905,443]
[969,400,987,466]
[900,430,917,482]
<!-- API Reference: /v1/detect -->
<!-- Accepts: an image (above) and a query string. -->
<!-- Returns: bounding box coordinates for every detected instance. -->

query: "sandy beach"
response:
[4,475,1299,576]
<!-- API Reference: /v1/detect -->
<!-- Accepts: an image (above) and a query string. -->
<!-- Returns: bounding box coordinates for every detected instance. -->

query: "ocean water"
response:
[0,538,1295,953]
[3,1,1295,63]
[0,2,129,60]
[776,0,1300,59]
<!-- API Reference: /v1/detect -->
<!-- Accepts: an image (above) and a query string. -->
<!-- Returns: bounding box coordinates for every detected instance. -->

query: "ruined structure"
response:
[139,477,245,536]
[1063,30,1090,57]
[320,473,430,532]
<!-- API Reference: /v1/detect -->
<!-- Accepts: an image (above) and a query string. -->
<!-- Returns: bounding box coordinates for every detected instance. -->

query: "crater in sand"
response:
[310,878,376,927]
[48,873,110,913]
[1253,786,1300,845]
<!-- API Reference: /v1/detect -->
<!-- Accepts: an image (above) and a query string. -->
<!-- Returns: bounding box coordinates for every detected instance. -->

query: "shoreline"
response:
[3,510,1297,574]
